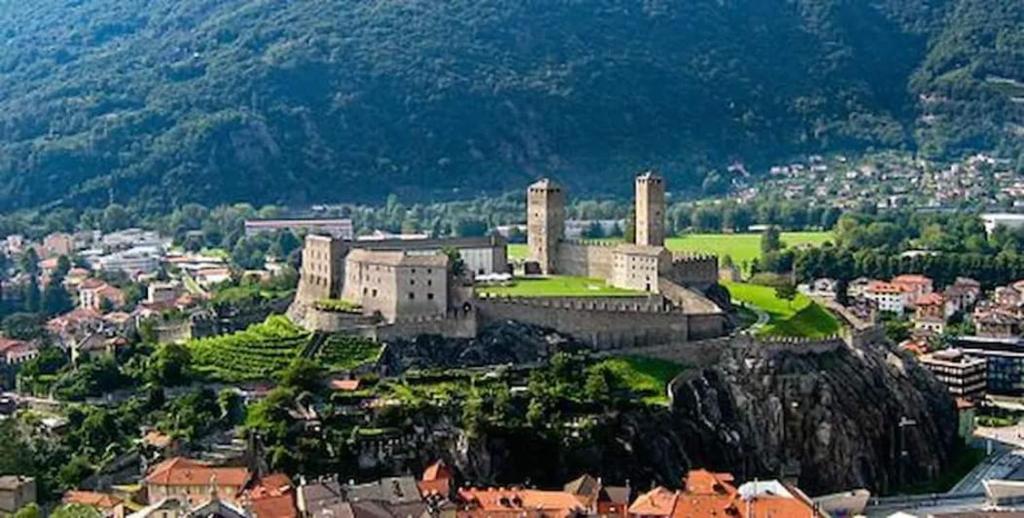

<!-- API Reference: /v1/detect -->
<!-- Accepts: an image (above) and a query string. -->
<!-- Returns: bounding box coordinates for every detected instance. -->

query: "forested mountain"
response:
[0,0,1020,212]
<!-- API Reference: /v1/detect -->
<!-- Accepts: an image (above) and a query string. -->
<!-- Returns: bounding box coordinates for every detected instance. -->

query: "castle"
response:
[289,172,728,348]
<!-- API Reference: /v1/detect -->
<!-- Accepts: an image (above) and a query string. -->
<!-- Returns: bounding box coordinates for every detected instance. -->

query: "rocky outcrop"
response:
[396,324,955,495]
[379,321,585,375]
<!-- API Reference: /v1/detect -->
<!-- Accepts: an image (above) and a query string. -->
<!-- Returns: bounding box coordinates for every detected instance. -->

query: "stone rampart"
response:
[372,308,478,341]
[555,241,614,278]
[475,296,688,349]
[666,253,719,287]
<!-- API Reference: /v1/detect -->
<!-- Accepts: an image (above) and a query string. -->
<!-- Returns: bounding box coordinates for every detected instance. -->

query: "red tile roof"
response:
[145,457,250,488]
[457,488,585,518]
[329,379,361,392]
[419,460,453,496]
[892,274,933,286]
[915,292,946,307]
[246,473,298,518]
[628,486,678,517]
[63,490,123,510]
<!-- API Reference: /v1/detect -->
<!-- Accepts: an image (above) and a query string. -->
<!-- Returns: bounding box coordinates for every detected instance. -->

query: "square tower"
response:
[635,171,666,247]
[527,178,565,274]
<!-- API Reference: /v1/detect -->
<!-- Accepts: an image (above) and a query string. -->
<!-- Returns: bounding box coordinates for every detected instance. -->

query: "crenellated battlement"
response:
[560,238,618,248]
[475,293,685,315]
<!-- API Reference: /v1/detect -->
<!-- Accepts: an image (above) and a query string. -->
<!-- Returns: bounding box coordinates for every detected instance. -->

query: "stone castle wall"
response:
[475,296,688,350]
[666,253,719,287]
[555,241,615,278]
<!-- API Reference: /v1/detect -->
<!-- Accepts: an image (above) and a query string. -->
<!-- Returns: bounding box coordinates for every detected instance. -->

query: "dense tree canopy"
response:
[0,0,1019,212]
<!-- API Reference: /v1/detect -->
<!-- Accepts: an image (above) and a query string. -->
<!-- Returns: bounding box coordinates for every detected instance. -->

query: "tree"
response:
[101,204,132,233]
[279,358,325,395]
[42,282,73,316]
[13,504,42,518]
[761,226,782,255]
[584,367,612,404]
[774,282,797,308]
[442,247,466,278]
[2,313,44,340]
[22,276,41,313]
[147,343,193,386]
[51,504,101,518]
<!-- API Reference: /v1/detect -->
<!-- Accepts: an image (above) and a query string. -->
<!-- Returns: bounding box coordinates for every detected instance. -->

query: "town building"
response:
[355,235,508,278]
[891,274,934,308]
[101,229,165,251]
[982,213,1024,236]
[944,277,982,313]
[627,470,820,518]
[244,218,354,240]
[864,281,910,315]
[78,279,126,312]
[954,336,1024,395]
[0,476,36,516]
[913,293,952,334]
[799,278,839,299]
[974,309,1022,338]
[143,457,251,507]
[919,349,987,400]
[0,338,39,366]
[95,246,163,277]
[62,490,125,517]
[457,486,586,518]
[42,232,75,258]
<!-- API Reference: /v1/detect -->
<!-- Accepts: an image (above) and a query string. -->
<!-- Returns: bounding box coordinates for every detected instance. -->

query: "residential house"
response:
[846,277,876,300]
[296,478,345,517]
[798,278,839,300]
[417,461,453,499]
[563,474,630,518]
[43,233,75,258]
[974,309,1022,338]
[945,277,982,313]
[128,496,249,518]
[914,293,952,334]
[79,279,127,312]
[243,473,298,518]
[627,470,820,518]
[0,338,39,365]
[995,285,1024,308]
[0,476,36,516]
[864,282,910,315]
[143,457,251,507]
[891,274,934,309]
[62,490,125,517]
[457,487,586,518]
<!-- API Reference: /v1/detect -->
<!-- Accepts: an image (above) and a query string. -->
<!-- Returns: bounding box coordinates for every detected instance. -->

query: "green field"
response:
[593,356,687,405]
[475,276,642,297]
[507,232,833,273]
[725,282,840,338]
[317,334,382,372]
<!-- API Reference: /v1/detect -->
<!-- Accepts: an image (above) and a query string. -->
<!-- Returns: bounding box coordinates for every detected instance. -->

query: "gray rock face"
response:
[667,345,956,495]
[387,321,956,495]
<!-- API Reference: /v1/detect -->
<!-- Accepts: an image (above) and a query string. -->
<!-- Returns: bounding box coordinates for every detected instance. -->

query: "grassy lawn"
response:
[725,281,840,338]
[665,232,832,273]
[593,356,687,405]
[475,276,642,297]
[507,232,832,273]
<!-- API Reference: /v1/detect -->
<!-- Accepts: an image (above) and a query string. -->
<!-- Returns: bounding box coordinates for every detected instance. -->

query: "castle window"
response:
[412,268,416,274]
[410,279,415,285]
[428,269,432,274]
[427,293,435,300]
[372,289,378,297]
[427,279,433,287]
[409,293,415,300]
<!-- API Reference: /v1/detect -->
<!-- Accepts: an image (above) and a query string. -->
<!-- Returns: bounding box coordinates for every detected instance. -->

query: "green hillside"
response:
[0,0,1020,211]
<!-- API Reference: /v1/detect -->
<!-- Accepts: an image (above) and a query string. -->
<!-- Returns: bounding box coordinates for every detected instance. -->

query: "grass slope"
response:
[594,356,687,405]
[317,334,381,372]
[187,315,311,382]
[725,281,840,338]
[475,276,642,297]
[507,232,832,271]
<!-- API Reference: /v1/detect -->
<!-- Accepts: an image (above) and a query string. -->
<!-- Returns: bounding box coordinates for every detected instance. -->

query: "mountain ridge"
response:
[0,0,1020,211]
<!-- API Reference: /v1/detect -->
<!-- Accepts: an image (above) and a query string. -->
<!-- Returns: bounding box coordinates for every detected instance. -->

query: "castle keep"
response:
[526,172,718,295]
[290,172,727,348]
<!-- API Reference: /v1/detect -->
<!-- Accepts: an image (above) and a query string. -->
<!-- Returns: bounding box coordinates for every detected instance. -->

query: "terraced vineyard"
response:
[317,334,382,372]
[188,315,312,382]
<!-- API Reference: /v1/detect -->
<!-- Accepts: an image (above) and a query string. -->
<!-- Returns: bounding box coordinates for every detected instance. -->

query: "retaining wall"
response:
[475,296,688,350]
[555,242,614,278]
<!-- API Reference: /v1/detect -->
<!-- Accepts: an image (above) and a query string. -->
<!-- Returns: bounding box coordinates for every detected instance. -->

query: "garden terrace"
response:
[187,315,312,382]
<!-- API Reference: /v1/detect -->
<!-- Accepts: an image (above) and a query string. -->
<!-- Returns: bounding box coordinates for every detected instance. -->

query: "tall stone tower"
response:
[635,171,666,247]
[527,178,565,274]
